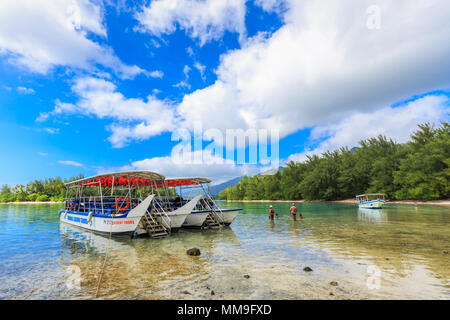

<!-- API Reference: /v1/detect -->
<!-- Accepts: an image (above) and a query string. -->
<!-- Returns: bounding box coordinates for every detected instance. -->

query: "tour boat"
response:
[154,177,242,228]
[356,193,386,209]
[59,171,199,238]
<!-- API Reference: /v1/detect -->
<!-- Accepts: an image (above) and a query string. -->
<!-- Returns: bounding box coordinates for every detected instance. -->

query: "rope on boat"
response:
[94,220,113,299]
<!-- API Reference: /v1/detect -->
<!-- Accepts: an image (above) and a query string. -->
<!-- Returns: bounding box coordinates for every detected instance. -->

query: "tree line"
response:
[0,174,178,203]
[218,122,449,201]
[0,175,84,203]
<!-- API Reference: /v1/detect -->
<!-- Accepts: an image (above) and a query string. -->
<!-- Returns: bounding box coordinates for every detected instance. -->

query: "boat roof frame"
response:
[163,177,212,186]
[64,170,166,187]
[356,193,386,197]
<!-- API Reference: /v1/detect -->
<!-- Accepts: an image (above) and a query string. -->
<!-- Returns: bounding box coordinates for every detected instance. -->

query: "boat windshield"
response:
[356,194,386,202]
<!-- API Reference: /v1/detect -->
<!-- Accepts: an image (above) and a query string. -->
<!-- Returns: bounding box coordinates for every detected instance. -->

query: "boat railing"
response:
[64,196,142,216]
[151,199,171,230]
[202,193,224,224]
[355,194,386,203]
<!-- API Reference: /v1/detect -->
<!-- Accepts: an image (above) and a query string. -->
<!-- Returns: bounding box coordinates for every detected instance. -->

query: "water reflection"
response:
[0,203,449,299]
[58,223,243,299]
[357,208,388,223]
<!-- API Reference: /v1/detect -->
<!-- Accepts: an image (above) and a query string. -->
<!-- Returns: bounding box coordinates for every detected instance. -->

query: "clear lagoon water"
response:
[0,201,448,299]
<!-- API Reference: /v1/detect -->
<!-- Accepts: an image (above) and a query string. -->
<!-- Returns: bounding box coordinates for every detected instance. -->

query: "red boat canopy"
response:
[65,171,165,188]
[154,177,212,188]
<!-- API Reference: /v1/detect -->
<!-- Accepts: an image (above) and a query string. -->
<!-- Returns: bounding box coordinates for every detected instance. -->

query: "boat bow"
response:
[170,194,203,216]
[127,194,154,217]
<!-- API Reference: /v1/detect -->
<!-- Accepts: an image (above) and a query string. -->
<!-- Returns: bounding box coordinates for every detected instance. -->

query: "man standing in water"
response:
[289,203,298,221]
[269,205,275,220]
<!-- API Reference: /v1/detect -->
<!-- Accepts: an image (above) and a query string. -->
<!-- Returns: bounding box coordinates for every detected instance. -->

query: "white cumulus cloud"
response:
[58,160,84,167]
[288,94,450,162]
[38,0,450,152]
[135,0,247,45]
[38,76,178,147]
[16,86,35,95]
[175,0,450,141]
[0,0,146,79]
[118,149,266,184]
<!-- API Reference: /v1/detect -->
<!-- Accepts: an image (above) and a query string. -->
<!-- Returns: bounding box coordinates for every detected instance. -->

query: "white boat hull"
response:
[216,209,241,225]
[157,195,202,230]
[59,194,154,236]
[60,211,142,235]
[158,212,189,230]
[183,211,208,227]
[358,200,385,209]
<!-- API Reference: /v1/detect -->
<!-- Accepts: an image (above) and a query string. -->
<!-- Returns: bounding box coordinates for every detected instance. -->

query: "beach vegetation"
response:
[219,122,449,201]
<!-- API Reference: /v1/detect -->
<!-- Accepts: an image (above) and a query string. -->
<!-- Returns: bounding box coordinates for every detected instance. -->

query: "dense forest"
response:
[0,175,84,203]
[219,122,450,201]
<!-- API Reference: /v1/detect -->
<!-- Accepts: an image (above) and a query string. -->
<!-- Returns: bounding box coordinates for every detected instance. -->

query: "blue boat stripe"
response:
[358,200,385,205]
[60,209,129,219]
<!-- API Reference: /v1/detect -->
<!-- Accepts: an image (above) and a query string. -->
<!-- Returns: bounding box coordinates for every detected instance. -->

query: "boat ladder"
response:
[201,197,224,229]
[202,212,222,229]
[142,209,170,238]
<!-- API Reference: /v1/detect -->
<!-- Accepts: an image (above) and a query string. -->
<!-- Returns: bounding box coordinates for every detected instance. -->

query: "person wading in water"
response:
[269,205,275,220]
[289,203,298,221]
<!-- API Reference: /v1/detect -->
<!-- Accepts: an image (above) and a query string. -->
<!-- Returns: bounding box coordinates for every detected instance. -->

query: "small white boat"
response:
[356,193,386,209]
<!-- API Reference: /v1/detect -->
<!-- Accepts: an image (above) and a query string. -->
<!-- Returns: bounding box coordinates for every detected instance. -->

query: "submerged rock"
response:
[303,267,313,272]
[186,248,201,256]
[330,281,338,286]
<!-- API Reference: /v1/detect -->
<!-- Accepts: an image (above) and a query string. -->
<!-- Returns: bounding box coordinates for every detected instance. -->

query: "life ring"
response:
[116,197,130,211]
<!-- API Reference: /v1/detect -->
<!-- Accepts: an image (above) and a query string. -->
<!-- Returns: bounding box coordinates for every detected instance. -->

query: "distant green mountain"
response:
[209,166,284,196]
[209,176,243,196]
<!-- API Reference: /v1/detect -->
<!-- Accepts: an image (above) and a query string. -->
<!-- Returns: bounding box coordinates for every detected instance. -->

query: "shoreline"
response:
[2,199,449,207]
[225,199,450,206]
[0,201,64,204]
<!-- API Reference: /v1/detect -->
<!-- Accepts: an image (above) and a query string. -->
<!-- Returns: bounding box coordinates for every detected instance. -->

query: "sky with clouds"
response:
[0,0,449,185]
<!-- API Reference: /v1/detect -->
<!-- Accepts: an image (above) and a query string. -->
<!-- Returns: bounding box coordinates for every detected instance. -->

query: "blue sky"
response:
[0,0,449,185]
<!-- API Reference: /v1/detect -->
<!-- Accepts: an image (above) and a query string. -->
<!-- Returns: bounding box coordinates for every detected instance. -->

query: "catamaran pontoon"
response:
[154,177,242,229]
[356,193,386,209]
[60,171,200,238]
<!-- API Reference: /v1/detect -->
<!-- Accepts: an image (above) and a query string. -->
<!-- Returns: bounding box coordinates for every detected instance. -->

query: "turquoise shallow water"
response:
[0,202,448,299]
